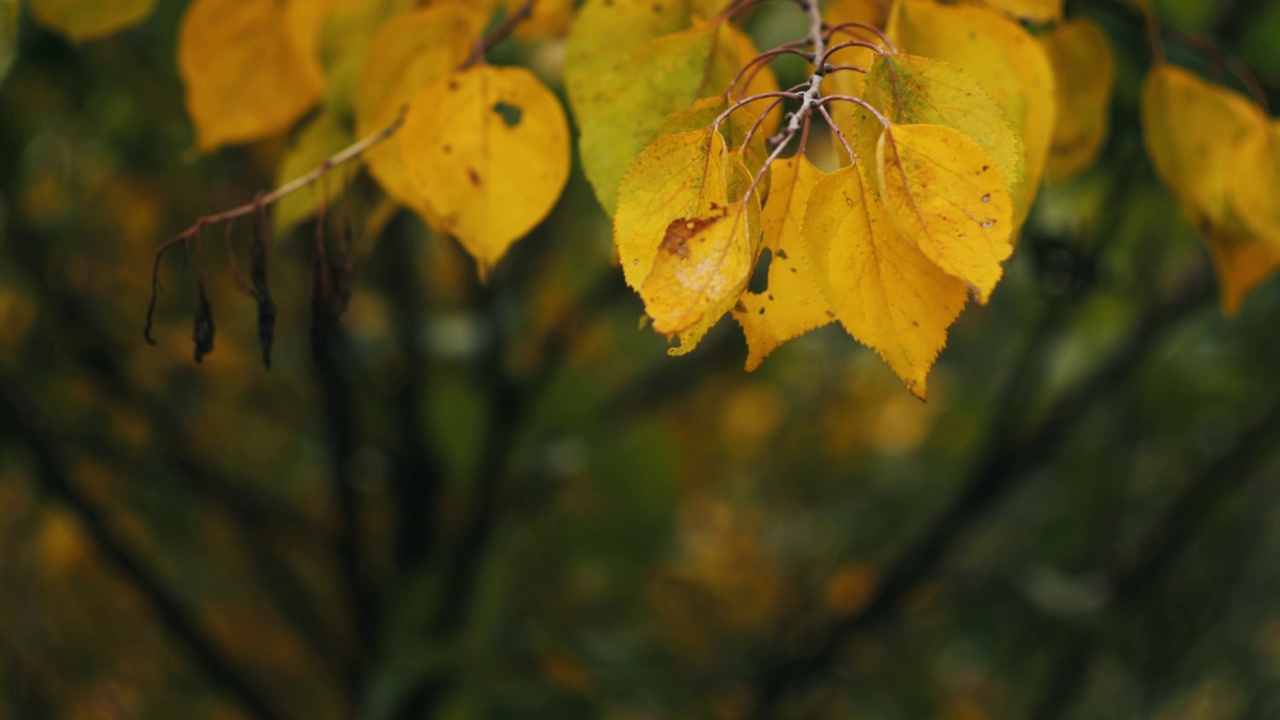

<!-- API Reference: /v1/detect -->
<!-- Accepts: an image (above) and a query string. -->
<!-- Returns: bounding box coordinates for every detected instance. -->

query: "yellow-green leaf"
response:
[564,0,693,113]
[877,123,1014,303]
[1040,19,1114,183]
[30,0,155,41]
[1229,121,1280,245]
[273,112,353,237]
[846,53,1022,205]
[178,0,324,152]
[615,128,731,290]
[399,66,571,276]
[891,0,1056,229]
[803,164,967,399]
[732,156,833,370]
[506,0,574,39]
[354,5,485,227]
[576,20,777,214]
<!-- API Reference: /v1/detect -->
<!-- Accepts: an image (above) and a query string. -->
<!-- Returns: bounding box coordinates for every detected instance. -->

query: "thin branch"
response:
[467,0,537,67]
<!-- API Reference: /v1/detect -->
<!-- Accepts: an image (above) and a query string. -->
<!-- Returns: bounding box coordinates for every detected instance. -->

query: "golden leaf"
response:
[564,0,693,112]
[975,0,1062,21]
[178,0,324,152]
[1229,121,1280,245]
[1040,19,1115,184]
[506,0,574,39]
[877,123,1013,303]
[399,66,571,276]
[354,5,486,226]
[1142,63,1276,314]
[30,0,155,41]
[803,165,967,399]
[732,156,834,370]
[891,0,1056,229]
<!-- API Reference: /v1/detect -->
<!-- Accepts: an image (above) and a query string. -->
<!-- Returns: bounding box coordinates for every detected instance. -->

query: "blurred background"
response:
[2,0,1280,718]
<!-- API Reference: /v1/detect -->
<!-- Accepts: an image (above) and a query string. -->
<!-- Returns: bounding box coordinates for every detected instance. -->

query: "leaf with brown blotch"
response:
[803,164,967,400]
[640,199,759,337]
[732,156,833,370]
[877,123,1013,304]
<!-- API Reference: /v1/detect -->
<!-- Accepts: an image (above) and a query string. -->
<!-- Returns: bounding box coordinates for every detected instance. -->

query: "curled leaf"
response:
[193,282,215,364]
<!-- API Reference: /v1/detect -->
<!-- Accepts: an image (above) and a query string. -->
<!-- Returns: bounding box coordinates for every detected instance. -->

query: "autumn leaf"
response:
[1229,120,1280,245]
[1040,19,1115,184]
[877,123,1014,303]
[732,156,833,370]
[354,5,486,229]
[399,66,571,276]
[821,0,889,101]
[178,0,325,152]
[844,52,1022,209]
[506,0,574,40]
[975,0,1062,21]
[563,0,692,113]
[615,128,732,290]
[654,95,770,189]
[891,0,1056,229]
[575,20,777,214]
[1142,63,1276,313]
[30,0,156,41]
[803,164,967,399]
[641,200,759,336]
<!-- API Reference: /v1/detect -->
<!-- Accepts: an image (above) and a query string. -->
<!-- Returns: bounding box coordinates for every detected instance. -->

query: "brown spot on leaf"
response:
[467,168,482,187]
[659,215,722,260]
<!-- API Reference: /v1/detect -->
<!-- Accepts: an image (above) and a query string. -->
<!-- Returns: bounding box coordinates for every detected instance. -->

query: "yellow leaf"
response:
[1230,121,1280,245]
[1142,64,1275,313]
[178,0,325,152]
[891,0,1056,229]
[354,5,486,227]
[975,0,1062,21]
[273,112,353,237]
[803,165,967,399]
[1142,64,1263,226]
[1040,19,1115,183]
[640,200,759,335]
[732,157,834,370]
[564,0,693,113]
[399,66,571,276]
[576,20,777,214]
[654,95,770,186]
[30,0,155,41]
[506,0,574,39]
[844,53,1021,206]
[877,123,1013,303]
[615,128,731,290]
[822,0,889,99]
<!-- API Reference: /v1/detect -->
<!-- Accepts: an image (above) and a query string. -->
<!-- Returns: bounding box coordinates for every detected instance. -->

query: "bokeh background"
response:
[2,0,1280,718]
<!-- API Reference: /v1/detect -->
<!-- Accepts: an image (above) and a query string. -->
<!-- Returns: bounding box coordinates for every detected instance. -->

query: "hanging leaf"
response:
[877,123,1014,303]
[640,199,760,336]
[399,66,571,276]
[821,0,888,101]
[732,156,833,370]
[614,128,731,290]
[1229,120,1280,245]
[803,165,967,399]
[178,0,325,152]
[845,53,1022,208]
[1142,63,1276,314]
[576,20,777,214]
[354,5,486,227]
[891,0,1056,229]
[563,0,693,112]
[1040,19,1115,184]
[30,0,156,41]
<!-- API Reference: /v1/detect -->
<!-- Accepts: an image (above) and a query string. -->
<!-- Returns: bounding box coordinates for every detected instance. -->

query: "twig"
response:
[466,0,537,67]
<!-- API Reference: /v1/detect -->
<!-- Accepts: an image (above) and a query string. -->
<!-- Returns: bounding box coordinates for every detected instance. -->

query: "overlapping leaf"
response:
[803,164,967,399]
[1229,120,1280,245]
[399,66,571,276]
[890,0,1056,229]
